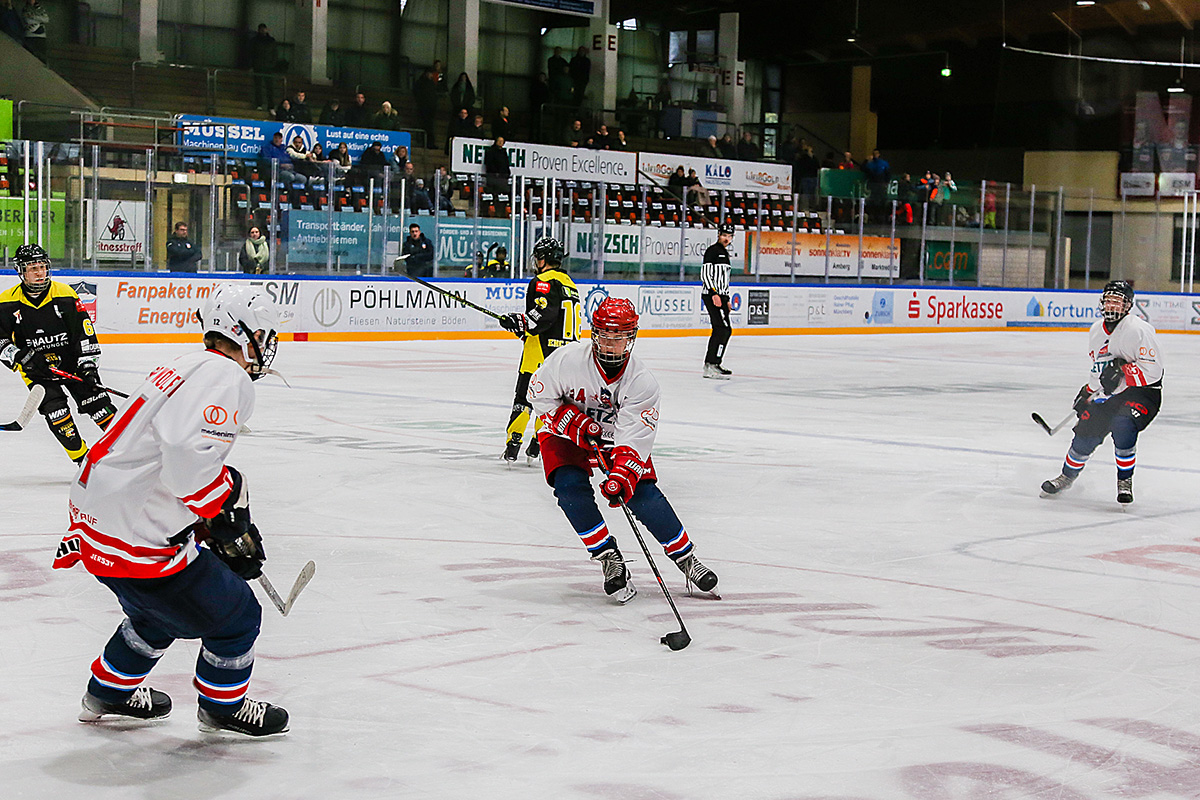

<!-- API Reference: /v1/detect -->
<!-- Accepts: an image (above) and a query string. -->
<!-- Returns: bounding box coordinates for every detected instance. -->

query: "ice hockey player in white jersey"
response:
[529,296,718,602]
[54,284,290,736]
[1041,280,1163,504]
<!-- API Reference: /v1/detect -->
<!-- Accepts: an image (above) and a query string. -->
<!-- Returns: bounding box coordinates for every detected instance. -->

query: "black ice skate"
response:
[676,553,720,597]
[592,549,636,604]
[79,686,172,722]
[1040,473,1076,496]
[198,698,289,737]
[525,436,540,465]
[713,364,732,376]
[502,433,522,463]
[1117,477,1134,505]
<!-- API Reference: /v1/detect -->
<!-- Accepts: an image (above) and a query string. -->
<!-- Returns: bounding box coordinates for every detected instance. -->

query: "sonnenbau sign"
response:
[452,137,638,183]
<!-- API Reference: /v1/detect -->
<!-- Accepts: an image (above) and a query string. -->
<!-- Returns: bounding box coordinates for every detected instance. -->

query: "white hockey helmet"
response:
[199,284,280,379]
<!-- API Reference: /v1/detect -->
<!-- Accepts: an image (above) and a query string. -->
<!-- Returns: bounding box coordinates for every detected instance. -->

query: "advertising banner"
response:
[452,137,638,184]
[924,240,977,281]
[567,226,745,269]
[751,230,899,278]
[177,115,411,160]
[47,272,1200,341]
[637,153,792,195]
[85,200,148,260]
[0,197,66,258]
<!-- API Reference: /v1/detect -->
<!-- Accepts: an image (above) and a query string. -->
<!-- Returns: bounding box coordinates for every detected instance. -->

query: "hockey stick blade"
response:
[1,384,45,431]
[283,560,316,614]
[1031,412,1054,435]
[257,573,288,616]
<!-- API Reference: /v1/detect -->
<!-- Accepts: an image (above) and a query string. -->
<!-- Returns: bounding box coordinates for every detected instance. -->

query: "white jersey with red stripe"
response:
[54,349,254,579]
[1086,313,1164,395]
[528,340,660,463]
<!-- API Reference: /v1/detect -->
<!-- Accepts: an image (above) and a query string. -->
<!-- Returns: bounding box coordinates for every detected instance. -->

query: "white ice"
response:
[4,330,1200,800]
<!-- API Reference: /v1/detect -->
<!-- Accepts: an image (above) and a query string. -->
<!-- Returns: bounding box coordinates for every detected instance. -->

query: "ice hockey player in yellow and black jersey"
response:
[498,236,582,464]
[0,244,116,462]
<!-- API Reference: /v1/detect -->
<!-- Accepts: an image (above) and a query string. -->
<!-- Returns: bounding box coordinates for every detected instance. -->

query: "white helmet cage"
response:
[199,285,280,379]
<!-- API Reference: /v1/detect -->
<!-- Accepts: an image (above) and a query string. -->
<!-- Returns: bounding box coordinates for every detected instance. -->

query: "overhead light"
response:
[1168,82,1186,93]
[847,29,857,43]
[1075,0,1096,6]
[1137,0,1151,9]
[941,55,952,78]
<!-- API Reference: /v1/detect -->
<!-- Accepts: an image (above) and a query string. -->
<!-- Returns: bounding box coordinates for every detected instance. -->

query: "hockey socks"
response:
[194,644,255,715]
[87,618,167,704]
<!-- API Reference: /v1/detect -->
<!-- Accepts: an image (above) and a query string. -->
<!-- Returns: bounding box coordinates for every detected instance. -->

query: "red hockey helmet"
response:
[591,297,639,370]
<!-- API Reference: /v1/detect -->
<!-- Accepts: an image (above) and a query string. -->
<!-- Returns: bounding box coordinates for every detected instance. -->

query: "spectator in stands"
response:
[779,132,800,165]
[238,225,269,274]
[549,63,573,106]
[700,135,722,159]
[718,133,737,159]
[391,144,410,169]
[570,45,591,106]
[737,131,761,161]
[431,165,456,209]
[1,0,23,44]
[685,168,711,206]
[938,171,957,224]
[403,161,416,183]
[611,129,628,151]
[493,107,512,142]
[402,223,434,277]
[413,68,438,148]
[319,98,344,126]
[838,151,857,170]
[471,113,487,139]
[530,72,549,141]
[548,46,568,81]
[896,172,914,225]
[332,143,352,177]
[484,136,511,193]
[274,98,296,123]
[450,73,476,116]
[667,166,688,200]
[983,184,997,229]
[563,118,583,147]
[410,179,433,212]
[917,170,935,206]
[358,140,388,183]
[592,123,611,150]
[430,59,444,90]
[447,107,474,153]
[373,101,401,131]
[249,24,277,111]
[862,148,891,222]
[291,90,313,124]
[166,222,201,272]
[345,92,370,128]
[258,131,297,184]
[286,135,319,185]
[796,144,820,210]
[308,142,331,183]
[21,0,47,62]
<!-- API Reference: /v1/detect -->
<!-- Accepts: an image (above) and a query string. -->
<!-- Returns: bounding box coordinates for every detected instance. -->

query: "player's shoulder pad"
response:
[542,268,576,290]
[0,284,23,303]
[48,281,80,301]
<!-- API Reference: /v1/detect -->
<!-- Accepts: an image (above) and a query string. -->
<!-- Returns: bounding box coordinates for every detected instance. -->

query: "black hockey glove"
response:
[75,359,101,387]
[1099,359,1127,395]
[1,342,55,382]
[499,313,526,338]
[204,466,266,580]
[1072,384,1092,415]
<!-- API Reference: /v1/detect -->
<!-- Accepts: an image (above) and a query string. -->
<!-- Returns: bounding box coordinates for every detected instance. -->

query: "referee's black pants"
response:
[703,291,731,365]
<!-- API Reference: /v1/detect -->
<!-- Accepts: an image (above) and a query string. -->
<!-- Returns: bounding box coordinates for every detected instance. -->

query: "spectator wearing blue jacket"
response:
[862,149,891,223]
[258,131,297,184]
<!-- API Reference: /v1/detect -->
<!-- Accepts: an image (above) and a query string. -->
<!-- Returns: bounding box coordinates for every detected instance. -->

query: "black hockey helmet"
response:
[717,222,735,236]
[14,243,51,294]
[1101,279,1133,324]
[531,236,564,267]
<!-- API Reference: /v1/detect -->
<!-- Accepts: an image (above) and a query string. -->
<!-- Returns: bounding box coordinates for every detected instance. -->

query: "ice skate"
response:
[198,698,289,737]
[1117,477,1133,505]
[593,549,636,604]
[1040,473,1075,496]
[703,363,730,381]
[676,553,720,597]
[713,364,732,376]
[502,433,522,463]
[525,436,540,465]
[79,686,171,722]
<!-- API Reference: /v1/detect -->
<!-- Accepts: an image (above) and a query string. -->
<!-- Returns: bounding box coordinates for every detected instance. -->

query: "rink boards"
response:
[53,270,1200,341]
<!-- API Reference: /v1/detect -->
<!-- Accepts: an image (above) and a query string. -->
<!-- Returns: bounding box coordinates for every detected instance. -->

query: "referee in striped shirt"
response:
[700,223,735,379]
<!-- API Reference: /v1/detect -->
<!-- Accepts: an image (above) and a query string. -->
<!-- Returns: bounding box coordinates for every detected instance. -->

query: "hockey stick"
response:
[400,272,508,322]
[1032,392,1100,436]
[49,366,130,399]
[0,384,46,431]
[596,449,691,651]
[257,560,316,617]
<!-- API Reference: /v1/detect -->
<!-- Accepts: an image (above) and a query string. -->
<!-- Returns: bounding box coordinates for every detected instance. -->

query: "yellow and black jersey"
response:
[0,281,101,374]
[525,268,581,355]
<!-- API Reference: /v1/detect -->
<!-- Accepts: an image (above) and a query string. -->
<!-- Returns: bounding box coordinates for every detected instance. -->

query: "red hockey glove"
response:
[601,446,644,507]
[547,404,602,449]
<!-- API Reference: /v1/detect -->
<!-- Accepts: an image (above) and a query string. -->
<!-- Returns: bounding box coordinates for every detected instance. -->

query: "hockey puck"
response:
[661,631,691,651]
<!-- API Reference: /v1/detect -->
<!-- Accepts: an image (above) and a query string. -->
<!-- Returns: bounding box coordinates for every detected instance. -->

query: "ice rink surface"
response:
[4,329,1200,800]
